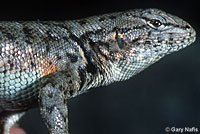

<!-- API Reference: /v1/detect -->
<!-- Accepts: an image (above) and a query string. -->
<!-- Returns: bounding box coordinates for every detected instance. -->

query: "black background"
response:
[1,0,199,134]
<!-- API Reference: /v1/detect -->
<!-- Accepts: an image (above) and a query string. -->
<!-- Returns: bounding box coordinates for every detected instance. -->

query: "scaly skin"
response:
[0,8,196,134]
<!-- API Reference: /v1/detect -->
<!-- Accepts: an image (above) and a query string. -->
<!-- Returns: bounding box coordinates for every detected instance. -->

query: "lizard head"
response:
[97,8,196,81]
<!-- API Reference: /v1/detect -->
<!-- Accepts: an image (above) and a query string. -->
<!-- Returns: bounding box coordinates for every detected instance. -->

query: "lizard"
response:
[0,8,196,134]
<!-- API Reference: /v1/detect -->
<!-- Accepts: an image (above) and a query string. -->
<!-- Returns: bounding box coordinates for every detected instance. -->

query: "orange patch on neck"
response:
[40,58,59,76]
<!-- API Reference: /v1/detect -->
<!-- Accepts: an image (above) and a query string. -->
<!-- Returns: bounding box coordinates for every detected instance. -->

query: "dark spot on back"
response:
[132,38,141,46]
[145,41,151,44]
[46,31,58,41]
[7,60,11,64]
[62,36,69,41]
[109,51,114,56]
[47,105,55,114]
[23,26,33,39]
[10,63,14,70]
[57,55,62,60]
[119,28,132,33]
[6,33,15,40]
[88,39,96,46]
[3,70,7,74]
[78,20,87,25]
[25,40,32,44]
[109,15,117,20]
[46,45,50,52]
[125,13,130,16]
[169,38,173,41]
[69,90,74,96]
[30,61,35,67]
[49,61,52,65]
[99,17,106,22]
[66,53,78,63]
[0,26,4,31]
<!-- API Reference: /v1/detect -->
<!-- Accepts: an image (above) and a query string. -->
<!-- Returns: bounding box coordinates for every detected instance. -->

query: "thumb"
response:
[10,127,26,134]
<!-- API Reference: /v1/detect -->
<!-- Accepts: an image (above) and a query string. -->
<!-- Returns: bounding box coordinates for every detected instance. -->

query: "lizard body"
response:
[0,8,196,134]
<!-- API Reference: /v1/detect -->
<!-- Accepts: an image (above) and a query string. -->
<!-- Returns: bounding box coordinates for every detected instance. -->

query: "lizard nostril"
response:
[185,24,191,29]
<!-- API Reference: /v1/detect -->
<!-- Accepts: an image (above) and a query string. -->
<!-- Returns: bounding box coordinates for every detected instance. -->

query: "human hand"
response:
[10,127,26,134]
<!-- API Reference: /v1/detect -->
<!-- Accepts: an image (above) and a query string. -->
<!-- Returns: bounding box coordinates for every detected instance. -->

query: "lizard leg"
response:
[38,67,81,134]
[39,83,69,134]
[0,111,25,134]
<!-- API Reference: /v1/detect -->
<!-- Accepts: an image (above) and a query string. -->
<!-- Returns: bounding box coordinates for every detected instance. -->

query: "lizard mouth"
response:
[167,26,196,53]
[154,24,196,55]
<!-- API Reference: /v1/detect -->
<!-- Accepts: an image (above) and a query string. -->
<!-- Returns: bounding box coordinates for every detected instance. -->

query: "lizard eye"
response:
[148,19,162,28]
